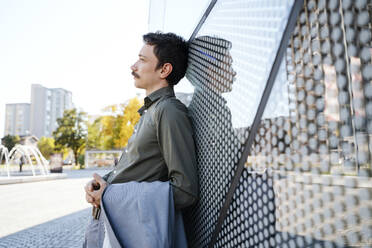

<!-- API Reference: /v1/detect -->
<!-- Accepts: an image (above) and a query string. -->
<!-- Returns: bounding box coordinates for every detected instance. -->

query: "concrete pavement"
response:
[0,168,111,248]
[0,173,67,185]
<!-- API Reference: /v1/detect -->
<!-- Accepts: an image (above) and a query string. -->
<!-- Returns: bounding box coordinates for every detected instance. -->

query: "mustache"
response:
[131,71,140,78]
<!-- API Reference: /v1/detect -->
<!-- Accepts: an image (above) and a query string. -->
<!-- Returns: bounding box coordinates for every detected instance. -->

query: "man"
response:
[85,32,198,224]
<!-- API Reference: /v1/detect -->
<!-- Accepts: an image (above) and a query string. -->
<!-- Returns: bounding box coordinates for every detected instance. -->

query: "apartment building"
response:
[30,84,73,138]
[4,103,31,136]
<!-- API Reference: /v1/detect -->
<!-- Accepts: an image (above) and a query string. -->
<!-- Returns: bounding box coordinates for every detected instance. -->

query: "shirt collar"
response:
[138,86,175,115]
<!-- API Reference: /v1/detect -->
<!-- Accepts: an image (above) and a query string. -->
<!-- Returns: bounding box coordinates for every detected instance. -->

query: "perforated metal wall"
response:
[184,0,372,247]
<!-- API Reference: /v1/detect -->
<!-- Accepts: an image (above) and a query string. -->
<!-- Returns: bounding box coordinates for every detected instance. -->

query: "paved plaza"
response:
[0,168,111,248]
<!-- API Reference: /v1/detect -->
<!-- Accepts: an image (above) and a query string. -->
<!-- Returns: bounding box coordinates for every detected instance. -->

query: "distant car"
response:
[63,159,73,165]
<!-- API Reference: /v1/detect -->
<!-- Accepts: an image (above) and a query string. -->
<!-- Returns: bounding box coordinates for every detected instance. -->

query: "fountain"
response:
[0,145,10,177]
[0,144,49,177]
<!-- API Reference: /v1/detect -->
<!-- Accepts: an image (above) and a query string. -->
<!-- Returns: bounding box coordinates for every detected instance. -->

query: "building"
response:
[30,84,73,138]
[4,103,31,136]
[175,92,193,107]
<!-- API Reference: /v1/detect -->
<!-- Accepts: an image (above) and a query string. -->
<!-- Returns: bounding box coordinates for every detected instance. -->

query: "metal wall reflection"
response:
[184,0,372,247]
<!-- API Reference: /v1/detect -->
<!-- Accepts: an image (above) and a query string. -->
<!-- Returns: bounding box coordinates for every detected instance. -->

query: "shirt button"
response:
[113,170,117,174]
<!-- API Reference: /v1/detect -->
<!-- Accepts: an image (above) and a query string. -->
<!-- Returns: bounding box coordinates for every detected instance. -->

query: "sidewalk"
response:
[0,209,90,248]
[0,173,67,185]
[0,166,112,185]
[0,167,111,248]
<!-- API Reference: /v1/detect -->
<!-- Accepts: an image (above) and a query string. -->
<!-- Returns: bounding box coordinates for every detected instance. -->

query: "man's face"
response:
[206,52,236,94]
[130,44,161,90]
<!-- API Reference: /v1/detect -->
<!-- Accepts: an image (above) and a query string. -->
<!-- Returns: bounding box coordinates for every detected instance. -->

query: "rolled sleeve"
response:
[102,171,112,182]
[155,100,199,209]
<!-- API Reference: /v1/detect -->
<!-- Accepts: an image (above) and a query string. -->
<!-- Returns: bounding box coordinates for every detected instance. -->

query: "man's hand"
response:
[84,179,95,206]
[84,173,107,208]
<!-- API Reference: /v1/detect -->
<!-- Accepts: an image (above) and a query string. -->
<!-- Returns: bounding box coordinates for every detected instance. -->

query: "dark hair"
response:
[143,32,189,86]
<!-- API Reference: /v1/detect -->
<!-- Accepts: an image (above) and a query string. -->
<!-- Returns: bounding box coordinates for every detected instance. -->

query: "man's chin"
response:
[134,80,144,89]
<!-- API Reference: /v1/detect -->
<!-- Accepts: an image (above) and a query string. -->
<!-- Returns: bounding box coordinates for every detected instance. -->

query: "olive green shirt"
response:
[103,86,198,209]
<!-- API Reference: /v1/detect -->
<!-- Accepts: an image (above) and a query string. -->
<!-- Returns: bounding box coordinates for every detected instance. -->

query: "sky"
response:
[0,0,210,137]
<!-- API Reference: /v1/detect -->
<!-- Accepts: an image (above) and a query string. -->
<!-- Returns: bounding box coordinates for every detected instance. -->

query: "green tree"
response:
[53,109,87,169]
[86,116,104,150]
[37,137,55,160]
[1,134,20,151]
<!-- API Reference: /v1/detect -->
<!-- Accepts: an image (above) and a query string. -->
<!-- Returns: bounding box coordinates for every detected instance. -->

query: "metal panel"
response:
[184,0,372,247]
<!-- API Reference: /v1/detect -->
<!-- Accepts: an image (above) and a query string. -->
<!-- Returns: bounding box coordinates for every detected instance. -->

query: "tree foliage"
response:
[116,98,141,147]
[1,134,20,151]
[86,97,142,150]
[37,137,55,160]
[53,109,87,169]
[86,117,104,150]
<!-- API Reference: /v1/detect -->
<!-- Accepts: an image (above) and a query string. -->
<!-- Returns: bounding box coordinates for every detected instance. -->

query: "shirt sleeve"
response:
[155,100,199,209]
[102,171,113,182]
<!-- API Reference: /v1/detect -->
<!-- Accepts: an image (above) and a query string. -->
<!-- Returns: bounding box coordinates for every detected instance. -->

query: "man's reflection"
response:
[189,35,240,164]
[188,36,236,94]
[185,35,242,242]
[185,36,276,245]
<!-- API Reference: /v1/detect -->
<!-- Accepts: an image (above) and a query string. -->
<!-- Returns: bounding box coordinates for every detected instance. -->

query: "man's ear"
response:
[160,63,173,79]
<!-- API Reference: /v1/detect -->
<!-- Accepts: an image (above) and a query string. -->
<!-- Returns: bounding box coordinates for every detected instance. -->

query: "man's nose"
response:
[130,63,137,71]
[232,69,237,78]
